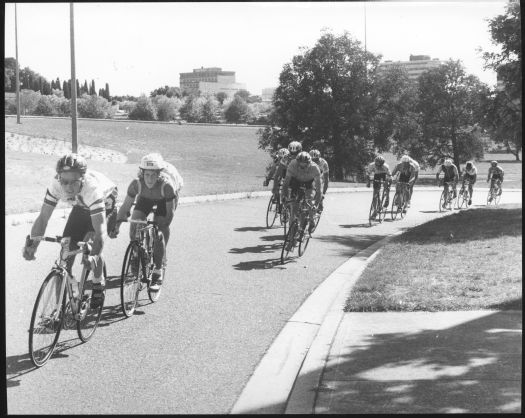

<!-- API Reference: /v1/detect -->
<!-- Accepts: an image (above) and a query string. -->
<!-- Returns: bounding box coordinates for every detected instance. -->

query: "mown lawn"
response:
[345,203,522,312]
[5,117,361,214]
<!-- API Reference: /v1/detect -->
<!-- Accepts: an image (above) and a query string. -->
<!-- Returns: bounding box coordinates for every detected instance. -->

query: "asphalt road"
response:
[5,189,521,414]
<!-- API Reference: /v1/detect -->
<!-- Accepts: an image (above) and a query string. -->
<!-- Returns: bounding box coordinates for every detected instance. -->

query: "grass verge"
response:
[345,203,522,312]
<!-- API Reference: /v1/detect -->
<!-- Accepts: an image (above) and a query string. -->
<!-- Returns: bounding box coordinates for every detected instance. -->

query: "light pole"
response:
[70,2,78,153]
[15,3,21,124]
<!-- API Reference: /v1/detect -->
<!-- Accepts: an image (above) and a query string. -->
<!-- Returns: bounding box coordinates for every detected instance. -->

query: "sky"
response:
[4,1,510,97]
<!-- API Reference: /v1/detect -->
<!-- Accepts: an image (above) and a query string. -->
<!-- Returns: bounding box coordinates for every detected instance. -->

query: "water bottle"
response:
[68,274,79,299]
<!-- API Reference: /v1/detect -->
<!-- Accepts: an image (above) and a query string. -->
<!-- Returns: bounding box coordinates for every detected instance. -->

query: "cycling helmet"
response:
[400,155,410,163]
[277,148,290,159]
[374,155,385,166]
[296,151,312,164]
[444,159,452,167]
[56,153,87,175]
[466,161,473,170]
[139,153,165,170]
[491,160,498,167]
[288,141,302,154]
[309,149,321,160]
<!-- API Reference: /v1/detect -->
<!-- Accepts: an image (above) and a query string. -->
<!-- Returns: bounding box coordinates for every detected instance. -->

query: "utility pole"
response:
[70,3,78,153]
[15,3,21,124]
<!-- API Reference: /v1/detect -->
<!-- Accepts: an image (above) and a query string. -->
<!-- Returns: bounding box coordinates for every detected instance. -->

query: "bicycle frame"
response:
[30,236,91,319]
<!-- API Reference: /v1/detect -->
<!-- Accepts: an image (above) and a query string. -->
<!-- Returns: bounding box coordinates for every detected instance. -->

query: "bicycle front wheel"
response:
[495,188,502,205]
[298,219,311,256]
[29,271,65,367]
[121,241,142,317]
[281,220,297,264]
[266,195,278,228]
[369,195,378,226]
[77,264,106,342]
[281,205,289,236]
[391,192,400,220]
[147,260,163,303]
[439,190,447,212]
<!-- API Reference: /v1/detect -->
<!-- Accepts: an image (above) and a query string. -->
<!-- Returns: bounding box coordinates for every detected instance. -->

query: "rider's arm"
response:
[453,166,459,182]
[486,167,492,182]
[30,202,55,243]
[281,169,292,198]
[322,171,329,194]
[313,168,322,202]
[116,180,139,222]
[89,212,107,257]
[162,183,177,225]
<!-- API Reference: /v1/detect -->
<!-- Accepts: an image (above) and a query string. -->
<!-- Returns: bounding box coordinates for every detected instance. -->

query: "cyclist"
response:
[22,153,118,308]
[272,141,302,212]
[391,155,416,211]
[461,161,477,205]
[309,149,329,213]
[263,148,287,187]
[366,155,392,218]
[281,151,322,234]
[111,153,183,291]
[486,160,504,202]
[405,155,420,207]
[435,158,459,208]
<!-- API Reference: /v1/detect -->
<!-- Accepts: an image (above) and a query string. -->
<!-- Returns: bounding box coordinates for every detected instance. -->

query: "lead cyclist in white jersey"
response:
[22,153,118,308]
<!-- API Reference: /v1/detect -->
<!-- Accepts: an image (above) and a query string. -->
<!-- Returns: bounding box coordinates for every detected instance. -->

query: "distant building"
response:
[377,55,445,83]
[179,67,246,97]
[261,87,276,102]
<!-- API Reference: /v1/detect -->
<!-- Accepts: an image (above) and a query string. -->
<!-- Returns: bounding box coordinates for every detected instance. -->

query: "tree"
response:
[81,80,88,95]
[234,89,250,101]
[152,94,181,121]
[480,0,521,160]
[179,94,203,122]
[63,80,70,99]
[55,77,61,90]
[78,94,114,118]
[4,57,16,91]
[412,60,488,168]
[42,79,52,95]
[258,31,381,180]
[19,89,41,115]
[128,94,157,120]
[33,95,55,116]
[89,79,96,95]
[224,96,249,123]
[215,91,228,105]
[105,83,110,100]
[200,95,220,123]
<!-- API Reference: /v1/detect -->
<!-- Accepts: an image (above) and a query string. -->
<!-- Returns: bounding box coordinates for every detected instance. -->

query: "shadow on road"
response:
[234,226,268,232]
[260,234,285,242]
[315,234,388,257]
[229,243,282,255]
[339,223,371,228]
[233,257,286,271]
[237,307,522,413]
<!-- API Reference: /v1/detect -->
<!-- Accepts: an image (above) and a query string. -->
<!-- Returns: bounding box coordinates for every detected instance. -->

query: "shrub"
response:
[224,96,250,123]
[153,95,182,121]
[128,95,157,121]
[33,95,56,116]
[77,94,114,118]
[119,100,137,114]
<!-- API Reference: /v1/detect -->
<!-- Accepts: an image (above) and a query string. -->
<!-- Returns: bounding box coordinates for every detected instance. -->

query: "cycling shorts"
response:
[443,175,456,184]
[134,193,179,217]
[63,194,117,249]
[399,173,411,183]
[372,173,388,190]
[491,174,502,181]
[289,177,314,199]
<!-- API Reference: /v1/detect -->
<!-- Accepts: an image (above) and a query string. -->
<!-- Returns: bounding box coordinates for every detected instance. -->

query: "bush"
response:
[33,96,56,116]
[152,95,182,121]
[5,98,17,114]
[119,100,137,114]
[224,96,250,123]
[77,94,114,119]
[49,95,70,116]
[128,95,157,121]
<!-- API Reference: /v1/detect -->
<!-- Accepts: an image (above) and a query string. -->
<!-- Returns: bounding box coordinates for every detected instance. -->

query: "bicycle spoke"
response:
[77,266,105,342]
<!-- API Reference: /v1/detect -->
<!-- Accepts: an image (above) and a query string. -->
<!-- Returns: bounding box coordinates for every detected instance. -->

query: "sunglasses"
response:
[59,177,82,187]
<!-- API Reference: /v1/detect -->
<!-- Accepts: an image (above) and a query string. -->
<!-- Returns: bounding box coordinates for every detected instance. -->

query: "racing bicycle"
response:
[439,181,457,212]
[391,181,410,220]
[457,180,472,209]
[120,217,164,317]
[28,235,106,367]
[369,179,389,225]
[486,180,502,206]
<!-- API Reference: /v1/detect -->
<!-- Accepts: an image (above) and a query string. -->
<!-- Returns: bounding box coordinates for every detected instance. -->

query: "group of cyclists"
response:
[23,152,183,308]
[22,144,506,307]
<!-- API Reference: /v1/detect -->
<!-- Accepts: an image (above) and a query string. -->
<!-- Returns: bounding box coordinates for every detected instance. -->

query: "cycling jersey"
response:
[126,174,177,217]
[283,159,322,199]
[367,162,391,178]
[407,156,420,172]
[45,169,117,217]
[462,166,477,177]
[437,164,459,182]
[273,154,296,190]
[314,158,329,175]
[488,166,504,179]
[392,162,416,183]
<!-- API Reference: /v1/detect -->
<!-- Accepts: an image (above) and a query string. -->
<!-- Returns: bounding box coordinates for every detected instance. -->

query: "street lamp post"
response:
[15,3,21,124]
[70,3,78,153]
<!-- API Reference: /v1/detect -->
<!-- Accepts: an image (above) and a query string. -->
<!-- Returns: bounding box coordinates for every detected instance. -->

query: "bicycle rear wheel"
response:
[281,205,289,236]
[281,220,297,264]
[399,190,408,219]
[120,241,143,317]
[495,188,502,205]
[266,195,278,228]
[29,271,65,367]
[439,190,447,212]
[77,264,106,342]
[379,189,388,222]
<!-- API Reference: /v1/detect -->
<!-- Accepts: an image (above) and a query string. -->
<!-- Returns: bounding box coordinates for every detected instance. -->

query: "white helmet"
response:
[140,153,165,170]
[401,155,410,163]
[444,159,452,167]
[277,148,290,159]
[288,141,302,154]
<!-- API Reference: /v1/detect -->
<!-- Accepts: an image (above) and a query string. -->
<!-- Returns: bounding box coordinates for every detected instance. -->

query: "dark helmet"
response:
[466,161,473,170]
[56,153,87,175]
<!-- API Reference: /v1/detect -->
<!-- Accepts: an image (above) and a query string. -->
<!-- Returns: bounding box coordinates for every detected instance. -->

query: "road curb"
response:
[230,208,465,415]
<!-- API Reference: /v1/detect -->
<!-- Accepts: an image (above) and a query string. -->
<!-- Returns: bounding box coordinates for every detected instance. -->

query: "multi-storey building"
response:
[179,67,246,96]
[261,87,276,102]
[377,55,445,83]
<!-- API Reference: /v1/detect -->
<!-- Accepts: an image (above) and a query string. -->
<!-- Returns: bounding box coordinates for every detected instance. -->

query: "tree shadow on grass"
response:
[237,308,522,413]
[395,207,522,244]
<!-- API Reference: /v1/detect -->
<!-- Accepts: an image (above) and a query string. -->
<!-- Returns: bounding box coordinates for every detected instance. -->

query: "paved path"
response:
[5,189,522,414]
